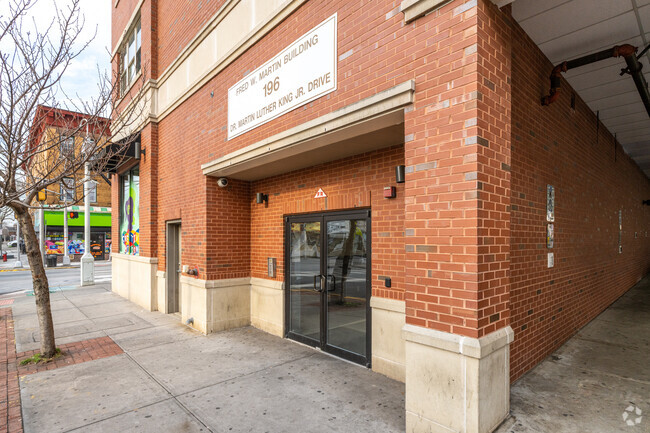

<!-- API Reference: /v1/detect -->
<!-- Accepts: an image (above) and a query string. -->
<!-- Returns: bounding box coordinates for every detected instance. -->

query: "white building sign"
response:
[227,14,337,140]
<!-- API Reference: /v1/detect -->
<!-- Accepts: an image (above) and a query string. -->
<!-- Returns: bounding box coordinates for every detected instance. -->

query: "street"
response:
[0,262,112,296]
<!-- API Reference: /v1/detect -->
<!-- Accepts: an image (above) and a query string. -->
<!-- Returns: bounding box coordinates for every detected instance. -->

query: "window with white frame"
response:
[119,18,141,97]
[60,136,74,155]
[60,177,75,202]
[88,181,97,203]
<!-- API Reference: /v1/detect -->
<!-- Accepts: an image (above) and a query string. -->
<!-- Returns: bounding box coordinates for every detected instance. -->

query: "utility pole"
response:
[39,207,45,264]
[62,204,70,265]
[80,119,94,286]
[14,218,22,268]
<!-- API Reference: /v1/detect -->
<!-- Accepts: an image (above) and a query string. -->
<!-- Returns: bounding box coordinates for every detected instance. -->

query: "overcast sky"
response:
[1,0,112,107]
[59,0,112,104]
[0,1,111,223]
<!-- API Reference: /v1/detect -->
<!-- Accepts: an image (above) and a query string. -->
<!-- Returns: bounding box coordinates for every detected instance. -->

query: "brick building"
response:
[109,0,650,431]
[27,106,113,261]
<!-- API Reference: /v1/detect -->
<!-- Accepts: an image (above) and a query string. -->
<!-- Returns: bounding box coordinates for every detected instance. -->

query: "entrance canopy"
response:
[511,0,650,177]
[93,133,141,174]
[202,81,414,181]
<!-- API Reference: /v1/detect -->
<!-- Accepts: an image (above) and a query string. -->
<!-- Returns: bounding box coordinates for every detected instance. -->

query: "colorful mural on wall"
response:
[68,240,85,255]
[120,167,140,255]
[46,239,64,255]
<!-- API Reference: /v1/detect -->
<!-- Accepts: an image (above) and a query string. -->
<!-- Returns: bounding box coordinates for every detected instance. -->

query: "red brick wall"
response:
[109,0,650,384]
[139,123,158,257]
[156,0,226,74]
[403,0,510,339]
[143,0,417,283]
[154,94,252,279]
[475,1,511,337]
[115,0,502,336]
[203,176,251,280]
[251,145,405,300]
[509,18,650,381]
[112,0,141,51]
[112,0,157,110]
[111,173,119,253]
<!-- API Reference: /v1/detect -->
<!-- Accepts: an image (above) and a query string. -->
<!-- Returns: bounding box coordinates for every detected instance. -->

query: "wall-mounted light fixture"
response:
[396,165,405,184]
[134,141,145,159]
[256,193,268,204]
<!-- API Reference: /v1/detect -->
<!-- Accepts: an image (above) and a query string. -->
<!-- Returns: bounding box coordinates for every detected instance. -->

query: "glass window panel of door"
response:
[325,219,367,357]
[288,221,321,341]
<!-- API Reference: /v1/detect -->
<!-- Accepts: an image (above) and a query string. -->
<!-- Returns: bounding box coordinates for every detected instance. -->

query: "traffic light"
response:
[37,190,46,202]
[69,211,79,219]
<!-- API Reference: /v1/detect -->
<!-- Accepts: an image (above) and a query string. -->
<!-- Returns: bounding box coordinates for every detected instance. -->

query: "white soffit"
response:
[512,0,650,177]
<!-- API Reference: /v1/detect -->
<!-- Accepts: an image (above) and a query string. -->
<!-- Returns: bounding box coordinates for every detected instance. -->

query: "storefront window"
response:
[45,232,65,255]
[119,166,140,255]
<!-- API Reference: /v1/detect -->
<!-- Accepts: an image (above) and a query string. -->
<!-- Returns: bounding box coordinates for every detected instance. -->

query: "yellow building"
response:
[27,105,112,261]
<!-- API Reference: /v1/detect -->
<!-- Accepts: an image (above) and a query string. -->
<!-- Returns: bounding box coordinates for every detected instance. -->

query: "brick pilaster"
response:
[404,0,511,338]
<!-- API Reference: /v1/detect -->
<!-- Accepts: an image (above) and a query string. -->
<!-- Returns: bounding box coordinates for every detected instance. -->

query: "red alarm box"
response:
[383,186,396,199]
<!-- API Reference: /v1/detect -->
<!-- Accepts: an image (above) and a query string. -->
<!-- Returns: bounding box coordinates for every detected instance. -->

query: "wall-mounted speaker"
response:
[396,165,406,184]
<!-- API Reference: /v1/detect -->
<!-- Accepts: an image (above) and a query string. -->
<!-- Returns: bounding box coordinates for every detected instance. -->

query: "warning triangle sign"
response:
[314,188,327,199]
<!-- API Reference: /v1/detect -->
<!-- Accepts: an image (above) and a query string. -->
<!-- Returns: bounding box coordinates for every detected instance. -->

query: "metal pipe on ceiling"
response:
[622,53,650,117]
[541,44,650,118]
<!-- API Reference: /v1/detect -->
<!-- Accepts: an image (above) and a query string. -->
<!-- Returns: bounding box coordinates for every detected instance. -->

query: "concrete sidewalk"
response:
[497,276,650,433]
[4,276,649,432]
[3,284,405,433]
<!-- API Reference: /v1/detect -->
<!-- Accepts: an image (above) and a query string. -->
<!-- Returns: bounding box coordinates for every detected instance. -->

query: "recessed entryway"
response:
[166,221,181,314]
[285,209,371,366]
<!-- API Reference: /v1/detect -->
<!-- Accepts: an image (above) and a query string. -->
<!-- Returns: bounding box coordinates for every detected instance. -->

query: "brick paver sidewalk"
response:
[0,308,123,433]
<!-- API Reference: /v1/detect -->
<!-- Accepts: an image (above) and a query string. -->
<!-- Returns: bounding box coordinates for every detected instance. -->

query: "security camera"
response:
[217,178,228,188]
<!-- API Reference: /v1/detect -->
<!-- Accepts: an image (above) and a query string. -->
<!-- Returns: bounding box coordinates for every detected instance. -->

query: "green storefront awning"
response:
[42,210,112,227]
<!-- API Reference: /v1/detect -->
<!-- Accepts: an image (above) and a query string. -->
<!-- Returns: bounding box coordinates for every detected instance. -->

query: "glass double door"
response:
[285,210,371,366]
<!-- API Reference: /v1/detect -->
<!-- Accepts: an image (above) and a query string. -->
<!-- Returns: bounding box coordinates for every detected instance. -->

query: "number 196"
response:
[264,77,280,97]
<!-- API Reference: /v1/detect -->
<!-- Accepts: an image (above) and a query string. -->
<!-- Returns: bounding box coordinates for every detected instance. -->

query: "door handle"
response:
[313,275,324,292]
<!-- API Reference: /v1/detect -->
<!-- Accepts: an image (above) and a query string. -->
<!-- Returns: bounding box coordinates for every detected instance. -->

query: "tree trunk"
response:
[15,208,56,358]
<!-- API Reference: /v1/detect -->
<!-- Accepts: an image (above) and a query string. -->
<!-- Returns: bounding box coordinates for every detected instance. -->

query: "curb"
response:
[0,266,78,273]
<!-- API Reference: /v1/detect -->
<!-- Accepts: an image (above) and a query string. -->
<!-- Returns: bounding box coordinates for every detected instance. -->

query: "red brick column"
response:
[138,123,158,258]
[402,1,512,432]
[404,0,510,339]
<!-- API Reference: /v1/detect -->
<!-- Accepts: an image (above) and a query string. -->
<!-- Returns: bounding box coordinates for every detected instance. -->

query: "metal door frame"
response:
[284,208,372,367]
[166,220,181,314]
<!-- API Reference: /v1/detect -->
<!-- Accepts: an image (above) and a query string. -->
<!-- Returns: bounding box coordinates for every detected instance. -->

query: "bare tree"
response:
[0,205,11,243]
[0,0,145,357]
[0,205,10,227]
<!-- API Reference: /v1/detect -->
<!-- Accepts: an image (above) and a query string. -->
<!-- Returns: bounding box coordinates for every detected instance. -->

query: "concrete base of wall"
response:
[110,265,409,383]
[156,271,167,313]
[370,297,406,382]
[111,253,158,311]
[403,324,514,433]
[250,277,284,337]
[179,276,251,334]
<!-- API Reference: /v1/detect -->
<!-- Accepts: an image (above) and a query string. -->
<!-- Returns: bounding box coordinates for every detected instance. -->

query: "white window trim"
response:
[116,69,143,106]
[60,177,75,202]
[118,16,142,97]
[112,1,144,58]
[60,135,75,154]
